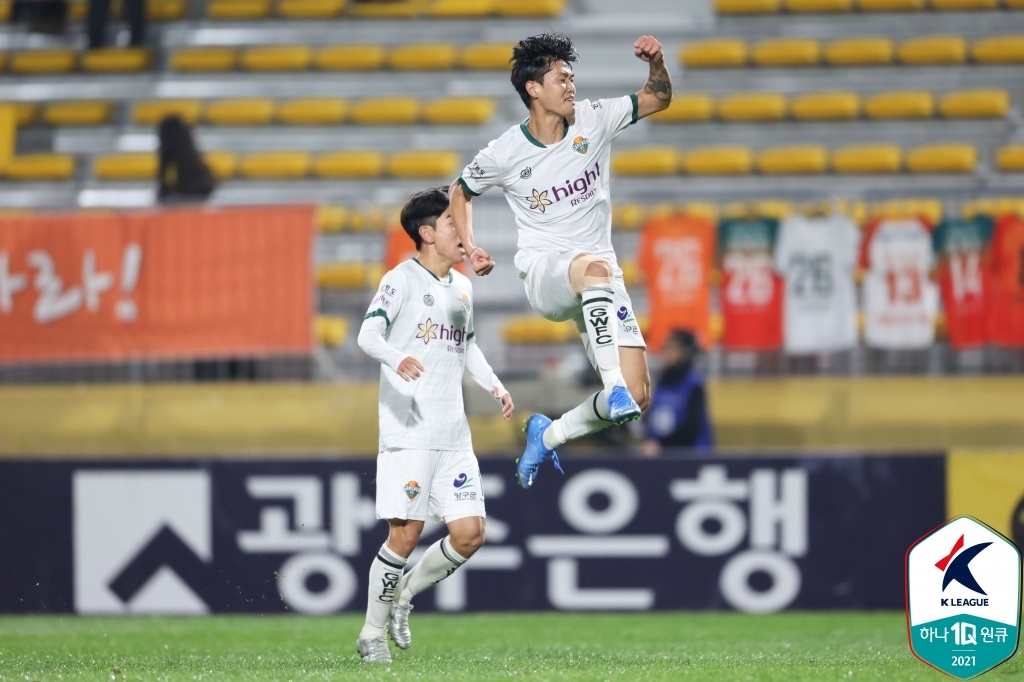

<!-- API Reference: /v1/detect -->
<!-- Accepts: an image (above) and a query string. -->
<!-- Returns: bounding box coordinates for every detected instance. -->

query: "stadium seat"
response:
[898,37,967,65]
[648,94,715,122]
[1008,0,1024,7]
[317,205,350,232]
[422,98,495,125]
[94,153,158,180]
[494,0,565,17]
[43,101,113,126]
[612,202,648,230]
[277,0,346,17]
[680,40,748,68]
[349,206,393,232]
[387,151,461,178]
[611,148,678,175]
[146,0,187,20]
[0,106,12,168]
[784,0,852,11]
[620,259,641,286]
[205,99,276,125]
[349,97,420,125]
[996,146,1024,172]
[316,262,378,289]
[313,151,385,178]
[718,93,787,121]
[502,316,577,344]
[940,90,1010,119]
[751,39,821,67]
[757,146,827,174]
[388,44,458,71]
[11,49,77,74]
[81,48,150,72]
[3,154,76,181]
[931,0,997,9]
[239,152,310,179]
[171,48,238,72]
[6,103,40,127]
[278,98,348,125]
[241,46,312,71]
[870,198,943,224]
[963,197,1024,218]
[791,92,860,120]
[0,0,9,20]
[681,147,753,175]
[857,0,924,9]
[831,145,902,173]
[426,0,497,18]
[824,38,894,65]
[864,91,935,119]
[714,0,780,12]
[315,316,350,347]
[349,0,424,17]
[206,0,272,19]
[203,152,238,180]
[0,53,6,72]
[972,36,1024,64]
[133,100,204,126]
[458,43,514,70]
[905,144,977,173]
[316,45,386,71]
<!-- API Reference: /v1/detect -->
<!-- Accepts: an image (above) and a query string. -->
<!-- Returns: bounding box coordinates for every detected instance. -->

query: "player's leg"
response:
[395,515,485,606]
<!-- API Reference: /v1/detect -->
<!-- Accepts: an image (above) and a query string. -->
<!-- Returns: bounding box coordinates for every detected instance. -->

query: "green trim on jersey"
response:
[364,308,391,327]
[467,331,475,341]
[413,257,453,283]
[457,176,481,197]
[519,118,569,148]
[629,93,639,124]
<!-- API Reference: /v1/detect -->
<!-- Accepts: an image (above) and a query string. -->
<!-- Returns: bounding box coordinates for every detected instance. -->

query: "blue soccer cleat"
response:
[606,384,642,424]
[516,414,564,489]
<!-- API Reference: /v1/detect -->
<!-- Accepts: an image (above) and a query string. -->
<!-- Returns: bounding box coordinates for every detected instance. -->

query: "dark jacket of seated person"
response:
[643,330,714,455]
[158,115,215,203]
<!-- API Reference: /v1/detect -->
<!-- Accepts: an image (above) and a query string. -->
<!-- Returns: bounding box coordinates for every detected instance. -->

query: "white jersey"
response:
[774,214,860,354]
[458,95,639,278]
[364,259,476,451]
[863,217,938,349]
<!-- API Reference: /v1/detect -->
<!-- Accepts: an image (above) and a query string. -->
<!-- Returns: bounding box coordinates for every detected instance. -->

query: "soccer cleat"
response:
[387,603,413,650]
[516,414,564,489]
[356,637,392,663]
[606,384,642,424]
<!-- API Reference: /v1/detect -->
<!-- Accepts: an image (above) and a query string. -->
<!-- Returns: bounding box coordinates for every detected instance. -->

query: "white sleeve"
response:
[359,268,408,372]
[458,143,503,197]
[465,338,507,397]
[357,316,407,373]
[593,95,639,139]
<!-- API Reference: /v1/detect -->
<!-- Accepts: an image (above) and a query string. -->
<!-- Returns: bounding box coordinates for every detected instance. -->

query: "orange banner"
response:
[0,205,316,362]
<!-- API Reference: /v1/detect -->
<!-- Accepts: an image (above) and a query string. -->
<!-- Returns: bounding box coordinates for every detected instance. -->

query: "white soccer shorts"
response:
[375,448,486,524]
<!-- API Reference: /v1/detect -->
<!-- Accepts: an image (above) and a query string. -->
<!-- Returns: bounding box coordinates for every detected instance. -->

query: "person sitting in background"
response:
[157,115,215,204]
[12,0,67,35]
[88,0,144,48]
[640,329,713,456]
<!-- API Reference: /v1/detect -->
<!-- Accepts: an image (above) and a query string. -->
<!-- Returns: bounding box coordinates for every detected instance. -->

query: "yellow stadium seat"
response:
[715,0,780,12]
[857,0,924,8]
[171,48,237,71]
[898,36,967,65]
[316,315,350,347]
[495,0,564,16]
[503,316,577,344]
[277,98,347,125]
[831,145,902,173]
[870,198,944,224]
[996,146,1024,172]
[906,144,977,173]
[317,205,350,232]
[388,151,460,178]
[203,152,237,180]
[785,0,851,11]
[239,152,310,179]
[940,90,1010,119]
[388,44,458,71]
[620,259,642,287]
[11,50,77,74]
[717,93,787,121]
[611,148,678,175]
[972,36,1024,64]
[680,40,748,68]
[207,0,272,18]
[426,0,497,17]
[0,106,13,172]
[3,154,76,181]
[751,39,821,67]
[791,92,860,120]
[422,98,494,125]
[931,0,996,8]
[0,0,9,20]
[94,153,157,180]
[313,151,385,178]
[612,203,647,230]
[350,0,425,17]
[205,99,276,126]
[0,53,6,72]
[648,94,715,122]
[350,206,393,232]
[757,146,827,174]
[147,0,187,20]
[349,97,420,125]
[458,43,513,70]
[67,0,87,20]
[824,37,894,65]
[6,103,40,127]
[81,48,150,72]
[1008,0,1024,6]
[317,262,375,290]
[316,45,386,71]
[681,147,753,175]
[43,101,113,126]
[277,0,346,17]
[241,46,312,71]
[132,100,204,126]
[865,91,934,119]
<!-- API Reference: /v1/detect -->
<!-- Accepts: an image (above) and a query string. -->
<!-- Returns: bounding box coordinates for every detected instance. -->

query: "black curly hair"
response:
[400,186,450,249]
[510,33,579,109]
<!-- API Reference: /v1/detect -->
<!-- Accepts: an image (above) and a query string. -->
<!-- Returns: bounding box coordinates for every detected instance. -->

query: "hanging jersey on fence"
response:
[987,214,1024,347]
[718,218,782,351]
[637,214,716,352]
[933,217,993,349]
[774,214,859,354]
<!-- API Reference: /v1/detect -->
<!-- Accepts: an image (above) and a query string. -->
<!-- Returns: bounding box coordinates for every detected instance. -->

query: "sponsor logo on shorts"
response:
[404,480,420,500]
[453,473,474,489]
[571,135,590,156]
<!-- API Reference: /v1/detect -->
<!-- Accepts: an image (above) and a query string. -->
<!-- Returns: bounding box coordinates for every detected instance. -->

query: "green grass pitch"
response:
[0,613,1019,681]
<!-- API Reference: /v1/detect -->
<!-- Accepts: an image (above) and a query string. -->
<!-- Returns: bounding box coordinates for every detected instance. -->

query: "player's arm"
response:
[449,179,494,276]
[464,338,514,420]
[357,317,424,381]
[633,35,672,120]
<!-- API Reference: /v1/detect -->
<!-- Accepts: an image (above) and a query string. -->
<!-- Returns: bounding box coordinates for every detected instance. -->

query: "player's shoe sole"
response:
[607,384,642,424]
[356,637,392,663]
[516,414,564,489]
[387,603,412,650]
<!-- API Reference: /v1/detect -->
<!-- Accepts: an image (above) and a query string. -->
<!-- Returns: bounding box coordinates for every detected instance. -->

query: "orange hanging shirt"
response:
[987,214,1024,347]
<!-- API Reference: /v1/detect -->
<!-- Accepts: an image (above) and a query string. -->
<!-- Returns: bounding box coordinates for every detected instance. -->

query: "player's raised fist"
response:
[634,35,663,63]
[396,356,424,382]
[469,246,495,276]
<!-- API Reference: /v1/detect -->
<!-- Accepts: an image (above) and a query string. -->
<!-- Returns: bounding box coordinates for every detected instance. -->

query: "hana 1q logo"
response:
[906,515,1021,679]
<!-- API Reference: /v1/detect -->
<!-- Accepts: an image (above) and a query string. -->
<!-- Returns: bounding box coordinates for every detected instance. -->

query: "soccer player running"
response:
[355,188,514,662]
[449,33,672,487]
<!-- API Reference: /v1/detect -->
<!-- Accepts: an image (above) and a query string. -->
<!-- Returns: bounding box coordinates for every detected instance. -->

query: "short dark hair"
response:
[399,187,450,249]
[510,33,578,109]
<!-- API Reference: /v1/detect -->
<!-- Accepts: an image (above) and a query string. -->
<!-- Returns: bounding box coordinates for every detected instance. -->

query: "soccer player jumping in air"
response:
[355,188,514,662]
[449,33,672,488]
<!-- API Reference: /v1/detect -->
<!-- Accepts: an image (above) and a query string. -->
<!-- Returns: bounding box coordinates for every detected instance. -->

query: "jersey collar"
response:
[520,118,569,148]
[412,257,453,283]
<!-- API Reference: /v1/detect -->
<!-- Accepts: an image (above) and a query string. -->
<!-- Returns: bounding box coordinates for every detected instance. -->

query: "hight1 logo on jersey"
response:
[526,162,601,213]
[416,318,469,353]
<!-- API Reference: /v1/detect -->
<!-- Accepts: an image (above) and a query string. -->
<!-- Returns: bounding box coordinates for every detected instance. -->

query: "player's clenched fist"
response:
[493,387,515,421]
[634,35,663,63]
[469,246,495,276]
[396,356,424,381]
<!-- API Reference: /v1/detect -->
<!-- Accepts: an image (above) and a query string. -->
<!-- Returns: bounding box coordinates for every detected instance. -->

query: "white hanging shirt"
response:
[457,95,639,279]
